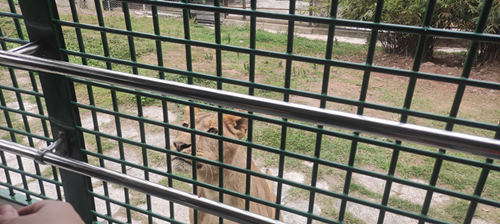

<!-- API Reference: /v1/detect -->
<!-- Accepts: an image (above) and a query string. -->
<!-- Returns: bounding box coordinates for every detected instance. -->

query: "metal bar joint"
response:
[38,131,66,164]
[8,41,41,55]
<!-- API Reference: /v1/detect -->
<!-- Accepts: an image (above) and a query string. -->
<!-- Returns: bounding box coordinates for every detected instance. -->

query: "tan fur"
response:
[172,107,279,223]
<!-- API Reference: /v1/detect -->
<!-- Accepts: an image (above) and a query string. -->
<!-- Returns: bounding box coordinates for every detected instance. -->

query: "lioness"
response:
[172,107,278,223]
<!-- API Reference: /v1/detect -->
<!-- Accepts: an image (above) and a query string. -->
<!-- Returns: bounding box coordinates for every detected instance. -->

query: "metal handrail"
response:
[0,50,499,159]
[0,139,281,224]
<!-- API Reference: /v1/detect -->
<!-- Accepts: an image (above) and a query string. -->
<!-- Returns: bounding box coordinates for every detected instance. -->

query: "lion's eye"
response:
[208,128,218,134]
[182,123,189,128]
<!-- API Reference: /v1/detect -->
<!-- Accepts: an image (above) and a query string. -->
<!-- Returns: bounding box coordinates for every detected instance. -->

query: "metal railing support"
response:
[17,1,95,222]
[0,50,499,160]
[8,42,40,55]
[0,139,282,224]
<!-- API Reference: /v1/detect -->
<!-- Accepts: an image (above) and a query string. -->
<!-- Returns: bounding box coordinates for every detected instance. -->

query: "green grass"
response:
[129,188,148,206]
[160,172,192,193]
[349,183,428,220]
[83,132,117,154]
[147,150,167,167]
[318,195,366,224]
[441,200,470,223]
[110,187,150,222]
[59,13,366,86]
[40,166,54,179]
[252,114,500,200]
[286,186,310,201]
[350,183,380,199]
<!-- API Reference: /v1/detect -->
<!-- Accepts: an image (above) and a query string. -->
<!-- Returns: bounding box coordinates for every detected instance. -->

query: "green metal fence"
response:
[0,0,499,223]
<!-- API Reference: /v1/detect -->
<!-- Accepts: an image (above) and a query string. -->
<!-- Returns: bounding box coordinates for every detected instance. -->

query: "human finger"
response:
[0,204,19,222]
[15,201,83,224]
[16,201,47,216]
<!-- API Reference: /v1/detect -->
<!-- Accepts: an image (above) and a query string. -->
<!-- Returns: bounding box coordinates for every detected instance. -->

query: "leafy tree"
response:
[302,0,332,17]
[340,0,500,62]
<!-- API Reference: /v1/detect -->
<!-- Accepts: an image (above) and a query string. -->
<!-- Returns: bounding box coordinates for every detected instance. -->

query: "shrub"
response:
[340,0,500,62]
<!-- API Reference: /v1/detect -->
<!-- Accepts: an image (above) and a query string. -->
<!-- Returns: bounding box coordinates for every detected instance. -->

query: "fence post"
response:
[17,0,96,223]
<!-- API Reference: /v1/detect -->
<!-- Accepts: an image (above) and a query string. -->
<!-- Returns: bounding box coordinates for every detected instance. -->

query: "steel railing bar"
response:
[0,50,498,158]
[0,139,282,224]
[80,149,497,224]
[0,139,455,223]
[62,49,500,134]
[77,126,500,209]
[68,70,499,134]
[2,141,432,224]
[68,72,499,136]
[8,42,40,55]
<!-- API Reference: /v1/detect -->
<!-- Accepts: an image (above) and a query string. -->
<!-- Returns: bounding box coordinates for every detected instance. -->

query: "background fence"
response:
[0,0,499,223]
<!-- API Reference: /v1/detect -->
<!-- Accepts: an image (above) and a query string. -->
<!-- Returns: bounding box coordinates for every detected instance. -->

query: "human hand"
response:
[0,200,83,224]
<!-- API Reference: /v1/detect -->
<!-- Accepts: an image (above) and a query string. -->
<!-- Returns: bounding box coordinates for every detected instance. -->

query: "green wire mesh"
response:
[1,0,499,223]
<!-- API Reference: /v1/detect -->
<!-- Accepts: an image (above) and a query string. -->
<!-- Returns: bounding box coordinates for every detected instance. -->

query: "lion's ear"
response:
[183,106,200,121]
[223,115,248,139]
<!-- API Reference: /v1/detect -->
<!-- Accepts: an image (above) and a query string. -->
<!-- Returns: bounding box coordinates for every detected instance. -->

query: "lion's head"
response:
[172,107,248,177]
